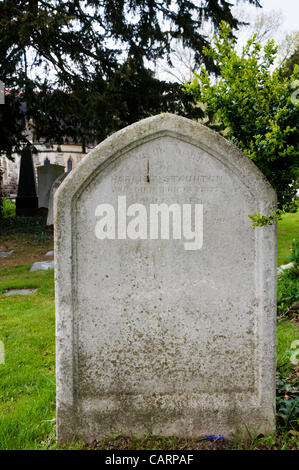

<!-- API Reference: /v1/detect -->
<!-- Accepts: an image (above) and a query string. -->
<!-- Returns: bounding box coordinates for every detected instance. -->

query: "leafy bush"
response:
[287,202,299,213]
[276,373,299,430]
[0,216,53,243]
[249,210,282,227]
[185,22,299,212]
[1,197,16,217]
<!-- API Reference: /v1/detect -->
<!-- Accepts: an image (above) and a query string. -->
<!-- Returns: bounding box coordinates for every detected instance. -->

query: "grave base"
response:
[16,197,39,217]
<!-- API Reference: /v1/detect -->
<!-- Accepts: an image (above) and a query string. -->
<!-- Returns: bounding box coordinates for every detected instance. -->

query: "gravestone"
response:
[37,164,65,209]
[46,171,69,225]
[4,288,38,296]
[30,260,54,272]
[16,144,38,216]
[55,114,277,443]
[0,250,14,258]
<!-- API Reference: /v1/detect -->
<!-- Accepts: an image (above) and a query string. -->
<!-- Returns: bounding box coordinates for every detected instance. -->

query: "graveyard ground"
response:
[277,210,299,266]
[0,214,298,450]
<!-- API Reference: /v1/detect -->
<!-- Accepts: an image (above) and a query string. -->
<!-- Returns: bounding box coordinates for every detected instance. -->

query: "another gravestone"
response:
[0,250,14,258]
[4,288,38,296]
[37,164,65,209]
[55,114,277,443]
[46,171,69,225]
[30,260,54,272]
[16,144,38,216]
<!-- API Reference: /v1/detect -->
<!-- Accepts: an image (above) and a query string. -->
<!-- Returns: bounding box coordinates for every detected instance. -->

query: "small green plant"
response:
[276,334,299,431]
[1,197,16,217]
[287,201,299,213]
[36,231,52,244]
[248,210,283,227]
[276,373,299,429]
[0,216,53,241]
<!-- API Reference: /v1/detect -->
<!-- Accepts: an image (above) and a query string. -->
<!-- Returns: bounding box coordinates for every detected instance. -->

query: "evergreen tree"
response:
[0,0,261,156]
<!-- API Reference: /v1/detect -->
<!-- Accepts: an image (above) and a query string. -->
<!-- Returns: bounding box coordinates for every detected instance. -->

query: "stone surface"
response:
[47,172,69,225]
[30,261,54,271]
[55,113,277,443]
[37,164,65,209]
[0,250,14,258]
[4,288,38,296]
[45,250,54,256]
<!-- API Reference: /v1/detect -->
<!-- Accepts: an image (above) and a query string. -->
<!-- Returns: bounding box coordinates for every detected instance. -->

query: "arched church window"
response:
[67,158,73,171]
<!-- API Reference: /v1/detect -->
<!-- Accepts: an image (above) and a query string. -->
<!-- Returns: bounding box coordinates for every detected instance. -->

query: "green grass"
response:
[277,321,299,374]
[277,211,299,266]
[0,218,298,449]
[0,266,55,450]
[0,261,298,449]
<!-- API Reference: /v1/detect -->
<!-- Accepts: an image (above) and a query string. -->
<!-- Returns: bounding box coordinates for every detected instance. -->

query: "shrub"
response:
[276,372,299,430]
[185,22,299,212]
[1,197,16,217]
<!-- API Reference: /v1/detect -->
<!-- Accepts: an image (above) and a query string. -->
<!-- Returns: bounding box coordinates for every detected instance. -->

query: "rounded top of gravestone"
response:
[55,113,276,213]
[37,164,65,173]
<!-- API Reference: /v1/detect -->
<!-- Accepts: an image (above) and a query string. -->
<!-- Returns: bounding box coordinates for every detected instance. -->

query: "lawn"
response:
[277,211,299,266]
[0,265,55,450]
[0,217,298,450]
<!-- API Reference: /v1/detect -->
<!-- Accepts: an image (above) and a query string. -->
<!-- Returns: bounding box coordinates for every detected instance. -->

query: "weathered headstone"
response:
[55,114,277,443]
[4,288,38,296]
[46,171,69,225]
[30,260,54,272]
[37,164,65,209]
[16,144,38,216]
[0,250,14,258]
[45,250,54,256]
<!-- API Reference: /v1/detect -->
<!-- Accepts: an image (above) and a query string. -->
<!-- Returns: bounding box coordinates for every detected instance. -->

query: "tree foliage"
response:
[185,22,299,210]
[26,58,204,151]
[0,0,261,156]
